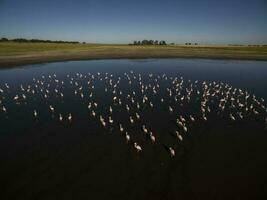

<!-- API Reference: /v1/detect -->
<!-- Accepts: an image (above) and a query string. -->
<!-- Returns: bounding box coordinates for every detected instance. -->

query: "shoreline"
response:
[1,56,267,69]
[1,44,267,68]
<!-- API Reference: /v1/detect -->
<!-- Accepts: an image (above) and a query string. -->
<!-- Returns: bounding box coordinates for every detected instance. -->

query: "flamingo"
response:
[49,105,55,113]
[109,116,113,124]
[142,125,148,134]
[125,132,130,144]
[176,131,183,141]
[130,116,134,124]
[134,142,142,153]
[1,106,7,112]
[149,132,156,144]
[119,124,124,132]
[169,147,175,157]
[33,110,38,118]
[230,113,235,121]
[68,113,72,122]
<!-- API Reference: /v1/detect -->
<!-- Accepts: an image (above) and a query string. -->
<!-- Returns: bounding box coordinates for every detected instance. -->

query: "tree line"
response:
[130,40,167,45]
[0,37,80,44]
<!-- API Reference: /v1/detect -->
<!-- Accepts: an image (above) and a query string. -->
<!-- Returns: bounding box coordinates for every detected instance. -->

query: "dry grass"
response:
[0,42,266,68]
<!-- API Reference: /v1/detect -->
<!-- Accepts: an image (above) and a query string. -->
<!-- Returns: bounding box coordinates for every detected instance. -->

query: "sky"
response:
[0,0,266,44]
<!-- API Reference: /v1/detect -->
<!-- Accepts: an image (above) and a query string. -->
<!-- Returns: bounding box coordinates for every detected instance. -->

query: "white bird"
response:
[91,110,96,117]
[130,116,134,124]
[125,132,130,144]
[169,147,175,157]
[1,106,7,112]
[230,113,235,121]
[177,120,184,128]
[169,106,173,113]
[142,125,148,134]
[183,125,188,133]
[253,109,259,115]
[180,116,186,123]
[49,105,55,113]
[149,132,156,144]
[33,110,38,118]
[176,131,183,141]
[101,121,106,127]
[119,124,124,132]
[134,142,142,153]
[68,113,72,122]
[190,115,195,122]
[59,114,63,121]
[13,95,19,101]
[126,105,130,112]
[109,116,113,124]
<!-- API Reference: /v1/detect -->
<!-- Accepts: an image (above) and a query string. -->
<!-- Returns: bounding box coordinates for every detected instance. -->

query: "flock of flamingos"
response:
[0,71,266,157]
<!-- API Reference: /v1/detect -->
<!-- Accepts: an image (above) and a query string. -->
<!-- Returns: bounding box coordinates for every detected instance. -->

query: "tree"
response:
[13,38,28,42]
[149,40,154,45]
[0,37,8,42]
[159,40,166,45]
[142,40,149,45]
[132,39,167,45]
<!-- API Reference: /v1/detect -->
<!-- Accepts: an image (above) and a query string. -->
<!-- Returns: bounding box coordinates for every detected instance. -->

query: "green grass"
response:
[0,42,123,56]
[1,42,267,56]
[0,42,267,68]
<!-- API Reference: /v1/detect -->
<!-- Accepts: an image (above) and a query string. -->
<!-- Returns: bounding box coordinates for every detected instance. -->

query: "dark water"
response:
[0,59,267,200]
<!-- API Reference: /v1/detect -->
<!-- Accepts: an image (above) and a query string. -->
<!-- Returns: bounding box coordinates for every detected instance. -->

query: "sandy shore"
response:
[0,43,267,68]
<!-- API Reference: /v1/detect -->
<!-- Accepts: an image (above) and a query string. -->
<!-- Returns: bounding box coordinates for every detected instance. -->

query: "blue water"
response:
[0,59,267,200]
[1,59,266,99]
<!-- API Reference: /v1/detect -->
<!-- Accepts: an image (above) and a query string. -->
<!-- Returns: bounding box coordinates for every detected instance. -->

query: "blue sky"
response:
[0,0,266,44]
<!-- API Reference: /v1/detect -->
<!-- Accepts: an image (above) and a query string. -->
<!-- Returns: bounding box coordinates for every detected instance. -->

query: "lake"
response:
[0,59,267,200]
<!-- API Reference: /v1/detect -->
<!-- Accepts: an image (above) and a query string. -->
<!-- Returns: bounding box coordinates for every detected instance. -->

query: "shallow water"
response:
[0,59,267,200]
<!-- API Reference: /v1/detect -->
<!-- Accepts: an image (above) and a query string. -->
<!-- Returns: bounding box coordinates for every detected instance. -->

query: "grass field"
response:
[0,42,267,68]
